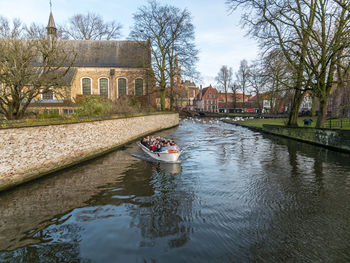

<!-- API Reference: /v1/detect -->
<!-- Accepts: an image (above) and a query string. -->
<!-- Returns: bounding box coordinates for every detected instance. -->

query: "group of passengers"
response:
[141,136,177,152]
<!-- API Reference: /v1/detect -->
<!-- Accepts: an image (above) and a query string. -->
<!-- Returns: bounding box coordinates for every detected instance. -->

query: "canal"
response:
[1,119,350,262]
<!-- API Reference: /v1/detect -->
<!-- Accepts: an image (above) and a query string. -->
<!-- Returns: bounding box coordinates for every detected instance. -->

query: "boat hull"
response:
[138,143,181,163]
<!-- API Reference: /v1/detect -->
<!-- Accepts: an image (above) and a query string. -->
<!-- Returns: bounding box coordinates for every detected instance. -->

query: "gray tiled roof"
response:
[62,68,76,85]
[61,40,151,68]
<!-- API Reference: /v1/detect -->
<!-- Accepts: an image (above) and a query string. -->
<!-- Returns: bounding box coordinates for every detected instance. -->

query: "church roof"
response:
[47,11,56,28]
[61,40,151,68]
[61,68,76,85]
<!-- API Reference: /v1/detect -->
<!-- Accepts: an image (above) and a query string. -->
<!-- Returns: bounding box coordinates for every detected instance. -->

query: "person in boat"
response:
[142,136,178,151]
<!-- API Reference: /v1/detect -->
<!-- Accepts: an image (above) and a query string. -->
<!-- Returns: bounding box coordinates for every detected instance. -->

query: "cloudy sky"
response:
[1,0,259,87]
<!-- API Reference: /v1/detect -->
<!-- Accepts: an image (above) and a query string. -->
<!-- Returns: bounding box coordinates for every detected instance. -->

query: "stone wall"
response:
[263,125,350,153]
[0,113,179,191]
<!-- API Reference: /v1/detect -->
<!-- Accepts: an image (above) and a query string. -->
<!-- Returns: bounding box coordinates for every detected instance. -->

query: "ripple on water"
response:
[1,119,350,262]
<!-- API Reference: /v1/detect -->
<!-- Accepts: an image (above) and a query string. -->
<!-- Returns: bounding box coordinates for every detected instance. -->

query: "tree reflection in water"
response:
[2,120,350,262]
[0,142,194,262]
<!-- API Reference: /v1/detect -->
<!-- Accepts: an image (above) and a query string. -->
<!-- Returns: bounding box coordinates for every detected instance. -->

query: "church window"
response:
[82,78,92,95]
[135,78,143,96]
[99,78,109,97]
[118,78,127,97]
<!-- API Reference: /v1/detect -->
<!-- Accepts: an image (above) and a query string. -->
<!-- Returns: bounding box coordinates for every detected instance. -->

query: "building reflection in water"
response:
[0,142,194,262]
[2,120,350,262]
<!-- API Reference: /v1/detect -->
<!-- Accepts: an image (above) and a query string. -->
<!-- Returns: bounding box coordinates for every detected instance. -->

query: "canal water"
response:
[1,119,350,262]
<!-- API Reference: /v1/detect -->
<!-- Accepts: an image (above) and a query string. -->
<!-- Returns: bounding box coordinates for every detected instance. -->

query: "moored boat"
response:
[137,142,181,163]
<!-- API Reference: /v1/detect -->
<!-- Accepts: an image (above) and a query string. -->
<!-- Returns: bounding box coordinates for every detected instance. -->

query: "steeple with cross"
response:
[46,0,57,39]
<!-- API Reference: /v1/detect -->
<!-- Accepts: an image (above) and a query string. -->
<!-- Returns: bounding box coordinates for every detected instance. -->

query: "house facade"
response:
[299,92,313,114]
[217,92,252,113]
[194,85,219,112]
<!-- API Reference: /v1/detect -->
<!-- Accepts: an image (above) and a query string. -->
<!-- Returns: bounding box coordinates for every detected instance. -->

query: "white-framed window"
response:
[81,77,92,95]
[118,78,127,98]
[135,78,144,96]
[99,78,109,97]
[63,108,76,114]
[42,89,54,100]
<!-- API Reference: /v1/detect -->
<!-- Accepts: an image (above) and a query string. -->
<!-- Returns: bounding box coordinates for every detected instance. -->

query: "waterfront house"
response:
[194,85,219,112]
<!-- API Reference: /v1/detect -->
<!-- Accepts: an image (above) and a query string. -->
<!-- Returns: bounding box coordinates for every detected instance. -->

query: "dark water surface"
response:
[1,119,350,262]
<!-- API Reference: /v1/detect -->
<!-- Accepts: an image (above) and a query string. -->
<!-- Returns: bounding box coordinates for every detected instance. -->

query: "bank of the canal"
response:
[223,119,350,154]
[0,113,179,192]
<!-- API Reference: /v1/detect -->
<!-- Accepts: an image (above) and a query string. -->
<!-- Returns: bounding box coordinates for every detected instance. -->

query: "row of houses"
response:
[191,85,279,114]
[191,85,350,117]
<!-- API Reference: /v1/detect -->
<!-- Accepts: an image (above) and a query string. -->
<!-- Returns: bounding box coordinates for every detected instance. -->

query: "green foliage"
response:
[112,96,142,117]
[39,109,60,119]
[75,95,112,117]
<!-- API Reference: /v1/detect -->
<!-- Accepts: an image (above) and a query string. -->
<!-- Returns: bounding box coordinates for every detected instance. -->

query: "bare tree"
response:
[247,61,265,112]
[227,0,315,126]
[166,7,199,110]
[129,1,198,111]
[303,0,350,127]
[236,59,250,108]
[231,82,240,109]
[0,17,75,120]
[262,49,293,114]
[216,65,233,110]
[227,0,350,127]
[24,22,46,39]
[60,12,122,40]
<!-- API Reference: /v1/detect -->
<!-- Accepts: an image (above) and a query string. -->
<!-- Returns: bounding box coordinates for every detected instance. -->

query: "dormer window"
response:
[42,90,54,100]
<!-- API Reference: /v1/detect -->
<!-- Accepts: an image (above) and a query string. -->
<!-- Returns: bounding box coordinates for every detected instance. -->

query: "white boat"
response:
[137,142,181,163]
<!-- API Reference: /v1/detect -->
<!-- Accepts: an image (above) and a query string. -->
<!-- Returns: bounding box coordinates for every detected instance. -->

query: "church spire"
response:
[46,1,57,39]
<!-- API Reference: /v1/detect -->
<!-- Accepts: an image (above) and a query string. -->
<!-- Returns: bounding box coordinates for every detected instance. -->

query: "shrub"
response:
[75,95,112,117]
[39,109,60,119]
[112,95,142,116]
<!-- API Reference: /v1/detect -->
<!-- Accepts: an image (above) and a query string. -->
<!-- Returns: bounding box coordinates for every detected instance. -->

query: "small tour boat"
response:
[137,142,181,163]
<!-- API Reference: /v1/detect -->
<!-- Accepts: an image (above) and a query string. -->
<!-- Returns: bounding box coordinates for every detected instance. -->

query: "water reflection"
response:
[1,119,350,262]
[0,135,194,262]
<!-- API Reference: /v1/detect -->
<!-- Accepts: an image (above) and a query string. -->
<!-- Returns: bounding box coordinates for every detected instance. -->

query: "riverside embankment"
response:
[223,119,350,153]
[0,113,179,192]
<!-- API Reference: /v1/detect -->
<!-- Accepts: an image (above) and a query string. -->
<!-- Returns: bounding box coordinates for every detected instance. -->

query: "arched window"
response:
[118,78,127,97]
[99,78,109,97]
[135,78,143,96]
[82,78,91,95]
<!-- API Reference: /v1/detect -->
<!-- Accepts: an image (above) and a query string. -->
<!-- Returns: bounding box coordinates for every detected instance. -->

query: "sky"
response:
[0,0,259,87]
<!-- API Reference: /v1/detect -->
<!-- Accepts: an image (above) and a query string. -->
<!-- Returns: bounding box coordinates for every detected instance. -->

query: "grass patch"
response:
[0,111,176,129]
[236,117,318,128]
[235,117,350,129]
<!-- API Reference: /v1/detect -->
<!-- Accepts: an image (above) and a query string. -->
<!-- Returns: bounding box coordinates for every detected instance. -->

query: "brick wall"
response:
[71,67,151,102]
[0,113,179,191]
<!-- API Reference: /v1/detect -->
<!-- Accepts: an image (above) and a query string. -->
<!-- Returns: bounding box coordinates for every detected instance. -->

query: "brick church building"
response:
[29,11,154,114]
